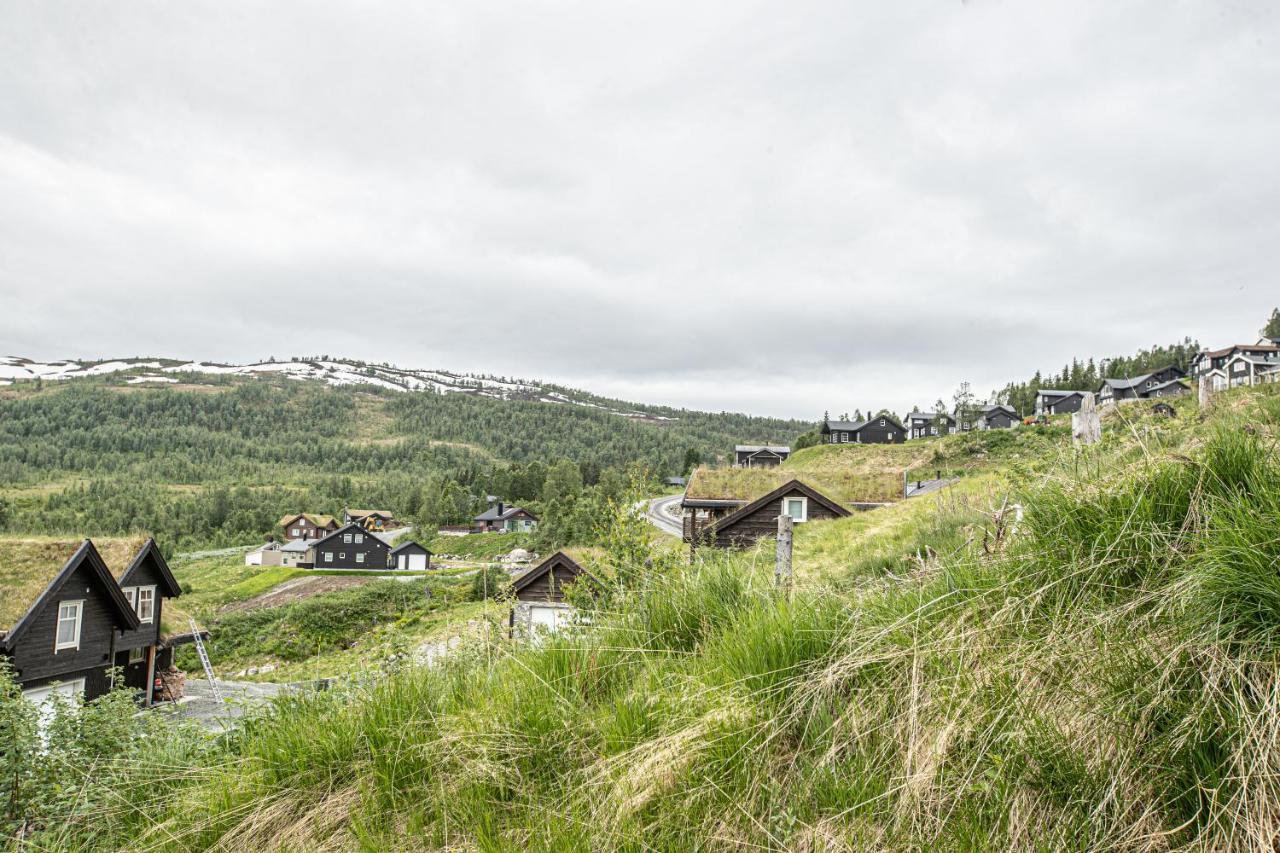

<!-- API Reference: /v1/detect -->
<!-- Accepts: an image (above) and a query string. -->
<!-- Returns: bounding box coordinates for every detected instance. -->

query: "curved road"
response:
[642,494,685,537]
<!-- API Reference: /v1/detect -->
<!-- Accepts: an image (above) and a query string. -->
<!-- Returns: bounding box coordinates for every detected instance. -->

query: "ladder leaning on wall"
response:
[189,618,224,704]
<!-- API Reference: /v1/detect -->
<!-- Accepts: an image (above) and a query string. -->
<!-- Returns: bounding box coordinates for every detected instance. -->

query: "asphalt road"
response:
[642,494,685,537]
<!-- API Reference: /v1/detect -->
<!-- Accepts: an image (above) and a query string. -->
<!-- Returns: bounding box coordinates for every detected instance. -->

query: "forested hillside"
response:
[0,374,806,548]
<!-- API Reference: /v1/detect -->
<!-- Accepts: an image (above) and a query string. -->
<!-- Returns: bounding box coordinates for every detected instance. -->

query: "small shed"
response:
[508,552,599,639]
[388,541,432,571]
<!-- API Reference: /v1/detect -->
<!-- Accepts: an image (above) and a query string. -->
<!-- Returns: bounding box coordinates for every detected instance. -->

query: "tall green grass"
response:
[33,385,1280,850]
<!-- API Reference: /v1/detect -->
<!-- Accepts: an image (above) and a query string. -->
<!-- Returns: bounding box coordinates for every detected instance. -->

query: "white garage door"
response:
[23,678,86,734]
[529,605,573,633]
[408,553,427,571]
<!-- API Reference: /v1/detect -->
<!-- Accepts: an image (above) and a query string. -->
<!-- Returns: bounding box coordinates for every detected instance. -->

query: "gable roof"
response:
[905,411,956,422]
[981,404,1018,417]
[825,415,905,433]
[0,539,141,649]
[277,513,337,528]
[709,479,851,536]
[510,551,600,595]
[115,538,182,599]
[1037,389,1085,399]
[1101,374,1154,391]
[1199,343,1280,360]
[734,445,791,454]
[281,537,321,553]
[311,522,386,549]
[345,509,394,520]
[389,541,432,556]
[1146,379,1190,394]
[474,504,538,522]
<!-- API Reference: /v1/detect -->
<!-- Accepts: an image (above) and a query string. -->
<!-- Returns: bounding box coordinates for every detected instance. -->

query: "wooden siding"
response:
[115,557,166,652]
[4,561,122,697]
[311,530,390,570]
[513,561,585,604]
[712,488,845,549]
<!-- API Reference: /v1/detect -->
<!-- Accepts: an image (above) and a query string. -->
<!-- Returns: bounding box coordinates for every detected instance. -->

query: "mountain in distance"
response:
[0,355,686,422]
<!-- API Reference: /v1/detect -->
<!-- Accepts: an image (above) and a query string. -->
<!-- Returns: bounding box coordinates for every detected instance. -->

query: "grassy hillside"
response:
[0,375,808,548]
[686,417,1075,505]
[13,385,1280,849]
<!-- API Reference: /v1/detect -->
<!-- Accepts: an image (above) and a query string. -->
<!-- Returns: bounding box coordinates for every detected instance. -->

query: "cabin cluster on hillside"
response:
[251,513,433,571]
[1190,335,1280,389]
[0,537,193,720]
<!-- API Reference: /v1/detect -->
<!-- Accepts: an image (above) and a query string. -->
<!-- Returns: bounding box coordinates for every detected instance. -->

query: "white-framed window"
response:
[879,419,885,426]
[343,533,353,544]
[291,528,300,536]
[887,432,895,440]
[129,646,145,664]
[782,496,808,523]
[55,601,83,651]
[123,586,137,610]
[324,553,333,563]
[137,586,156,624]
[354,533,363,544]
[356,552,365,564]
[339,552,346,560]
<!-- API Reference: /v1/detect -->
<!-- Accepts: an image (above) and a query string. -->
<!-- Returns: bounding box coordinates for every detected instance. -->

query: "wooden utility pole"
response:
[775,514,793,595]
[1199,375,1211,409]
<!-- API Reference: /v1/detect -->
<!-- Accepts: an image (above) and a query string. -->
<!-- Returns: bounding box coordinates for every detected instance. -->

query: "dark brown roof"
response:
[510,551,600,595]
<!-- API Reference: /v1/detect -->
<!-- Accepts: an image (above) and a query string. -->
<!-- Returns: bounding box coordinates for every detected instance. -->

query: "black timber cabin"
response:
[821,416,906,445]
[703,480,851,549]
[508,551,600,638]
[905,411,956,440]
[0,538,183,708]
[1097,366,1187,404]
[734,445,791,468]
[110,538,184,705]
[307,522,390,570]
[1035,390,1087,416]
[976,404,1019,430]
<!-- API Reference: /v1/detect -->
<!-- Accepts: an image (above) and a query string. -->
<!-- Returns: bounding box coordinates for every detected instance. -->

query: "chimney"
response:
[496,501,505,516]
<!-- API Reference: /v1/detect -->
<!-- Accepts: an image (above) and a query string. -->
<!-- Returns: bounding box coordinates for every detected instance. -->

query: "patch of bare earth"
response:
[219,576,374,614]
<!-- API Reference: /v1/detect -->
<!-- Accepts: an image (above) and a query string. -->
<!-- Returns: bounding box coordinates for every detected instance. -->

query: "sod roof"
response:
[277,513,336,528]
[0,536,148,633]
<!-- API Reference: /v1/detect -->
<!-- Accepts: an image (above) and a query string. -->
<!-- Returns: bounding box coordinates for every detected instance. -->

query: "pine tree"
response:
[1262,307,1280,339]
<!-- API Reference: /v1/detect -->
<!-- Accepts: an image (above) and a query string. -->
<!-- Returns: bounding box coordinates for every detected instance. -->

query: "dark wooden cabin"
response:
[279,513,338,541]
[734,445,791,468]
[473,502,539,533]
[110,538,183,705]
[1098,366,1187,403]
[977,404,1019,430]
[0,539,142,708]
[307,523,391,570]
[388,541,432,571]
[821,416,906,445]
[704,480,851,549]
[508,551,599,638]
[905,412,956,440]
[1035,390,1087,416]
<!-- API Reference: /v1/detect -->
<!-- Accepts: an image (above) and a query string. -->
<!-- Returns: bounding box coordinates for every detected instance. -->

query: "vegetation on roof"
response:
[0,535,145,630]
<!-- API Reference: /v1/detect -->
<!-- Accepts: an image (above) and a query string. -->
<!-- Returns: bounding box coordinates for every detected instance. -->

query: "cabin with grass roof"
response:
[0,536,187,711]
[702,480,851,549]
[279,513,339,541]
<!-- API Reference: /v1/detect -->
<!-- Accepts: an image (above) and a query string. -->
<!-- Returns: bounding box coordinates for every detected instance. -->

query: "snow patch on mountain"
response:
[0,356,675,421]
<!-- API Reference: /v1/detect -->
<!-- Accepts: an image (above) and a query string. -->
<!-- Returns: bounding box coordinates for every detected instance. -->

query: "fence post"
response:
[775,514,793,595]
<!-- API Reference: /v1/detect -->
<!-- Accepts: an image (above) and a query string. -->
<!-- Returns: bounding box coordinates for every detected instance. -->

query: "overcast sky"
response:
[2,2,1278,419]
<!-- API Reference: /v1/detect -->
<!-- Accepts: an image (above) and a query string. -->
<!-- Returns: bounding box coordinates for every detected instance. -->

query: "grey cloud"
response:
[2,1,1279,418]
